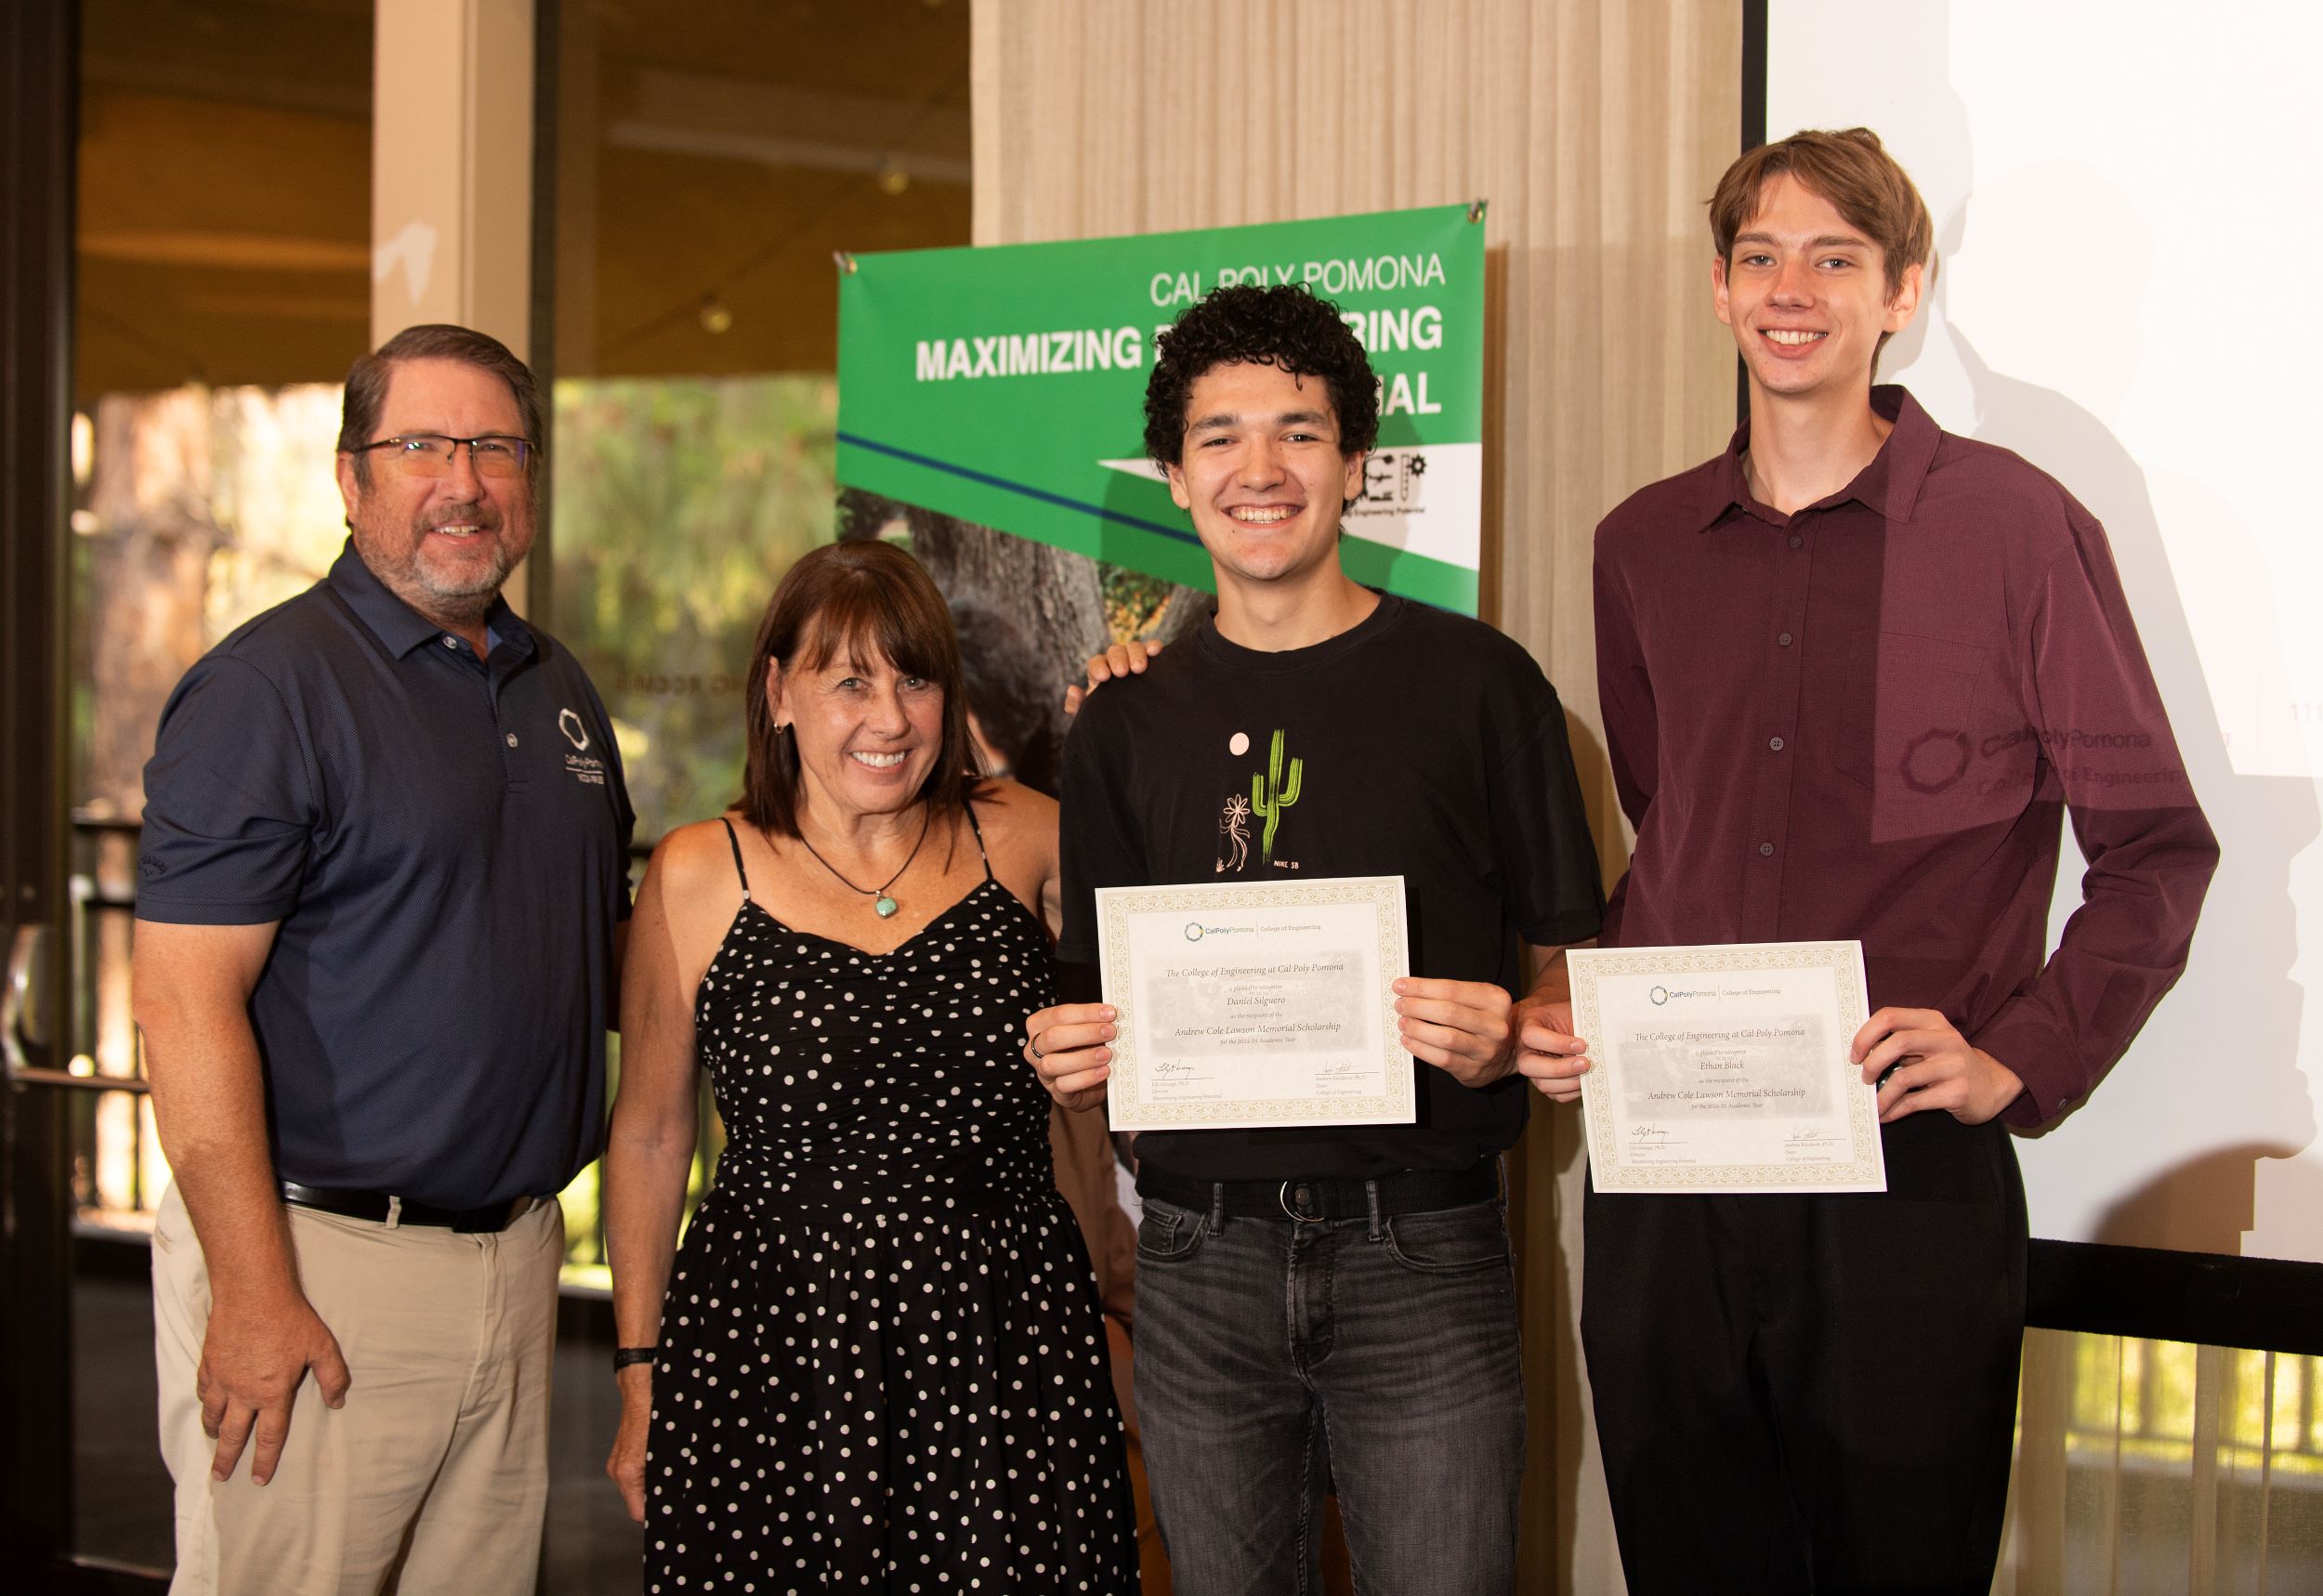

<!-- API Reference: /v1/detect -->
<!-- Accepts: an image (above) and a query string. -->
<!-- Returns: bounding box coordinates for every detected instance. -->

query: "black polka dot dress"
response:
[645,814,1137,1593]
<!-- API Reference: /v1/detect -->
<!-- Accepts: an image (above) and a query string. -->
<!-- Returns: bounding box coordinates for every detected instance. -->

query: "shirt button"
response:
[1789,535,1803,549]
[1768,737,1785,752]
[1778,632,1793,647]
[442,635,460,648]
[1759,842,1776,857]
[505,733,518,748]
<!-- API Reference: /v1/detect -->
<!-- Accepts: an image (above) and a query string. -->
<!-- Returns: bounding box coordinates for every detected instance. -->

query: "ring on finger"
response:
[1029,1035,1044,1060]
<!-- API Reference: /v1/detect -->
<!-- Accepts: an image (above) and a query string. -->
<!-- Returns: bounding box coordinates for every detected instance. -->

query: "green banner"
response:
[836,204,1487,614]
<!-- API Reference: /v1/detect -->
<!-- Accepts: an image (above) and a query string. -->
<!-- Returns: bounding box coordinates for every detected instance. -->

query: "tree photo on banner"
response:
[832,207,1488,752]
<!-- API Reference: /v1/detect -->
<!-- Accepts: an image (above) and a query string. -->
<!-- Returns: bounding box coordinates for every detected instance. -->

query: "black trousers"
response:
[1582,1111,2028,1596]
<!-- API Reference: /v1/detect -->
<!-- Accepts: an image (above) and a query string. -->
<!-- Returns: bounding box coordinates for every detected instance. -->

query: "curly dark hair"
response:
[1142,283,1379,467]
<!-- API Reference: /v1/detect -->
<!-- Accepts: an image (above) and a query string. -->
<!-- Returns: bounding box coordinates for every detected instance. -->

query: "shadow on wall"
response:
[2091,1145,2307,1257]
[1890,164,2319,1258]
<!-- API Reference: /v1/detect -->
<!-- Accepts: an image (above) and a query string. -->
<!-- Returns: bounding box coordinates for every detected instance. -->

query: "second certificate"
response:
[1096,876,1412,1132]
[1568,941,1885,1194]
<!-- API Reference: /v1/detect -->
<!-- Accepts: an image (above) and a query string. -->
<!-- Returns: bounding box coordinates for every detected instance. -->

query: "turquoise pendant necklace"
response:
[796,805,933,919]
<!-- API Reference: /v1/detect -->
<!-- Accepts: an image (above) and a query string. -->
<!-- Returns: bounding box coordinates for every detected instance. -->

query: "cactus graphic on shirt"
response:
[1249,729,1304,868]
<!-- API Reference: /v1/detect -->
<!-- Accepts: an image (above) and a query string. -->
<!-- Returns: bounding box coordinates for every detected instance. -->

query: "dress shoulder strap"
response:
[717,816,751,895]
[962,802,995,883]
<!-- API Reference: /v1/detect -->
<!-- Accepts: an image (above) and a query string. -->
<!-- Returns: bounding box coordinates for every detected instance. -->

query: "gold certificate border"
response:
[1098,876,1412,1129]
[1570,941,1879,1191]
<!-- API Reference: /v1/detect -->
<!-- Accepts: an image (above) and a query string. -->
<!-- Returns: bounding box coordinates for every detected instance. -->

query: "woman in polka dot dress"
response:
[603,542,1137,1593]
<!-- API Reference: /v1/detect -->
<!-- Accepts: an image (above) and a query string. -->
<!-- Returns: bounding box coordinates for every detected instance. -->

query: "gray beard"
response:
[353,518,518,631]
[400,574,502,626]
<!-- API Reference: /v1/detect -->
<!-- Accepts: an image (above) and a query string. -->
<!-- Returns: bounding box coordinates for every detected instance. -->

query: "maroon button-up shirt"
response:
[1594,386,2217,1128]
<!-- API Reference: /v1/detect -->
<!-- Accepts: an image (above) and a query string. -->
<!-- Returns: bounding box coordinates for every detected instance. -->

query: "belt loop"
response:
[384,1195,403,1231]
[1207,1183,1227,1236]
[1365,1179,1383,1242]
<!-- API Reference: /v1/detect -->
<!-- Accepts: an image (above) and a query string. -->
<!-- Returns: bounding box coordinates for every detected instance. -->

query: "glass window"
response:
[544,0,972,844]
[69,1,375,1569]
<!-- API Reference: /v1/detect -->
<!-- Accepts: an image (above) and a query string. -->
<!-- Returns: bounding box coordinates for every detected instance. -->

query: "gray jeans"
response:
[1132,1189,1525,1596]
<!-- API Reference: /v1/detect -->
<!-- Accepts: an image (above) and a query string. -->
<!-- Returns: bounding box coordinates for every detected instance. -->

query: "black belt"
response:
[280,1182,539,1235]
[1136,1160,1500,1224]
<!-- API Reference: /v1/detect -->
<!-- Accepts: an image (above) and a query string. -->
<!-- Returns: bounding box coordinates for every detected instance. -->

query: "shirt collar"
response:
[1693,384,1943,531]
[325,538,532,661]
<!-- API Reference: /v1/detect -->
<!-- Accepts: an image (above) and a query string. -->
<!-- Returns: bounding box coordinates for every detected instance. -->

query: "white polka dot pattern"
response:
[646,872,1138,1592]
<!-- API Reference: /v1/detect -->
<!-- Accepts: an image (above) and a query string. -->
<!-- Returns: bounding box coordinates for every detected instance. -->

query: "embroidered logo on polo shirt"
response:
[558,706,608,785]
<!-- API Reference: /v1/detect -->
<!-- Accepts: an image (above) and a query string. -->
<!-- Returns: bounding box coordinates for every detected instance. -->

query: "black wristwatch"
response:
[613,1346,658,1370]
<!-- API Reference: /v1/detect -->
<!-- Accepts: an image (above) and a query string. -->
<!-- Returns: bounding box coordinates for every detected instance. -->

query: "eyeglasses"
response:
[350,434,532,479]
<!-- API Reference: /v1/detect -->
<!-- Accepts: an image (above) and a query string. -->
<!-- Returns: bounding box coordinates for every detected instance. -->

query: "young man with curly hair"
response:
[1528,128,2218,1592]
[1023,283,1605,1593]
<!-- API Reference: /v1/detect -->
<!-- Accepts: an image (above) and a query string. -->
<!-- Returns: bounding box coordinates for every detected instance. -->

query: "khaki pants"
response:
[152,1183,563,1596]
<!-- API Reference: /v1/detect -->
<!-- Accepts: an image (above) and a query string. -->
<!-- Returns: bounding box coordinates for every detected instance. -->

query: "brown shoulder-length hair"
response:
[739,540,981,837]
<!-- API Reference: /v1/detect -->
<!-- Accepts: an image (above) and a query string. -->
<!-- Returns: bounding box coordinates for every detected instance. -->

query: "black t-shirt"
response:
[1057,593,1603,1181]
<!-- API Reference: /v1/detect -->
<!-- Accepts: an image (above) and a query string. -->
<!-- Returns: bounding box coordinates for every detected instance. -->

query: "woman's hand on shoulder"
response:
[1063,638,1162,717]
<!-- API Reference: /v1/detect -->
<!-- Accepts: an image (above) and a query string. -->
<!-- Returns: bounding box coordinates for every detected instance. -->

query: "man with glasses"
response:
[134,324,634,1595]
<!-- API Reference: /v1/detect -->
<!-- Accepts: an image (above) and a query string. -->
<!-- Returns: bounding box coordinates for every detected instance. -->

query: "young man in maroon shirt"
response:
[1516,128,2219,1592]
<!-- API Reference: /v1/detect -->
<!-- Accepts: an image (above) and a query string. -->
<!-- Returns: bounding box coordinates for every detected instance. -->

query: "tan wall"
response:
[972,3,1741,1588]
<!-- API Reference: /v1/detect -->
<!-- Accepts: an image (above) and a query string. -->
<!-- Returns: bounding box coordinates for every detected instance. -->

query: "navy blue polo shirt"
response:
[138,542,636,1210]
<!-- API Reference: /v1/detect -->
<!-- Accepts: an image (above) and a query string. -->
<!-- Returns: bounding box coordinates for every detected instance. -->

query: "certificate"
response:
[1096,876,1412,1132]
[1568,942,1884,1194]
